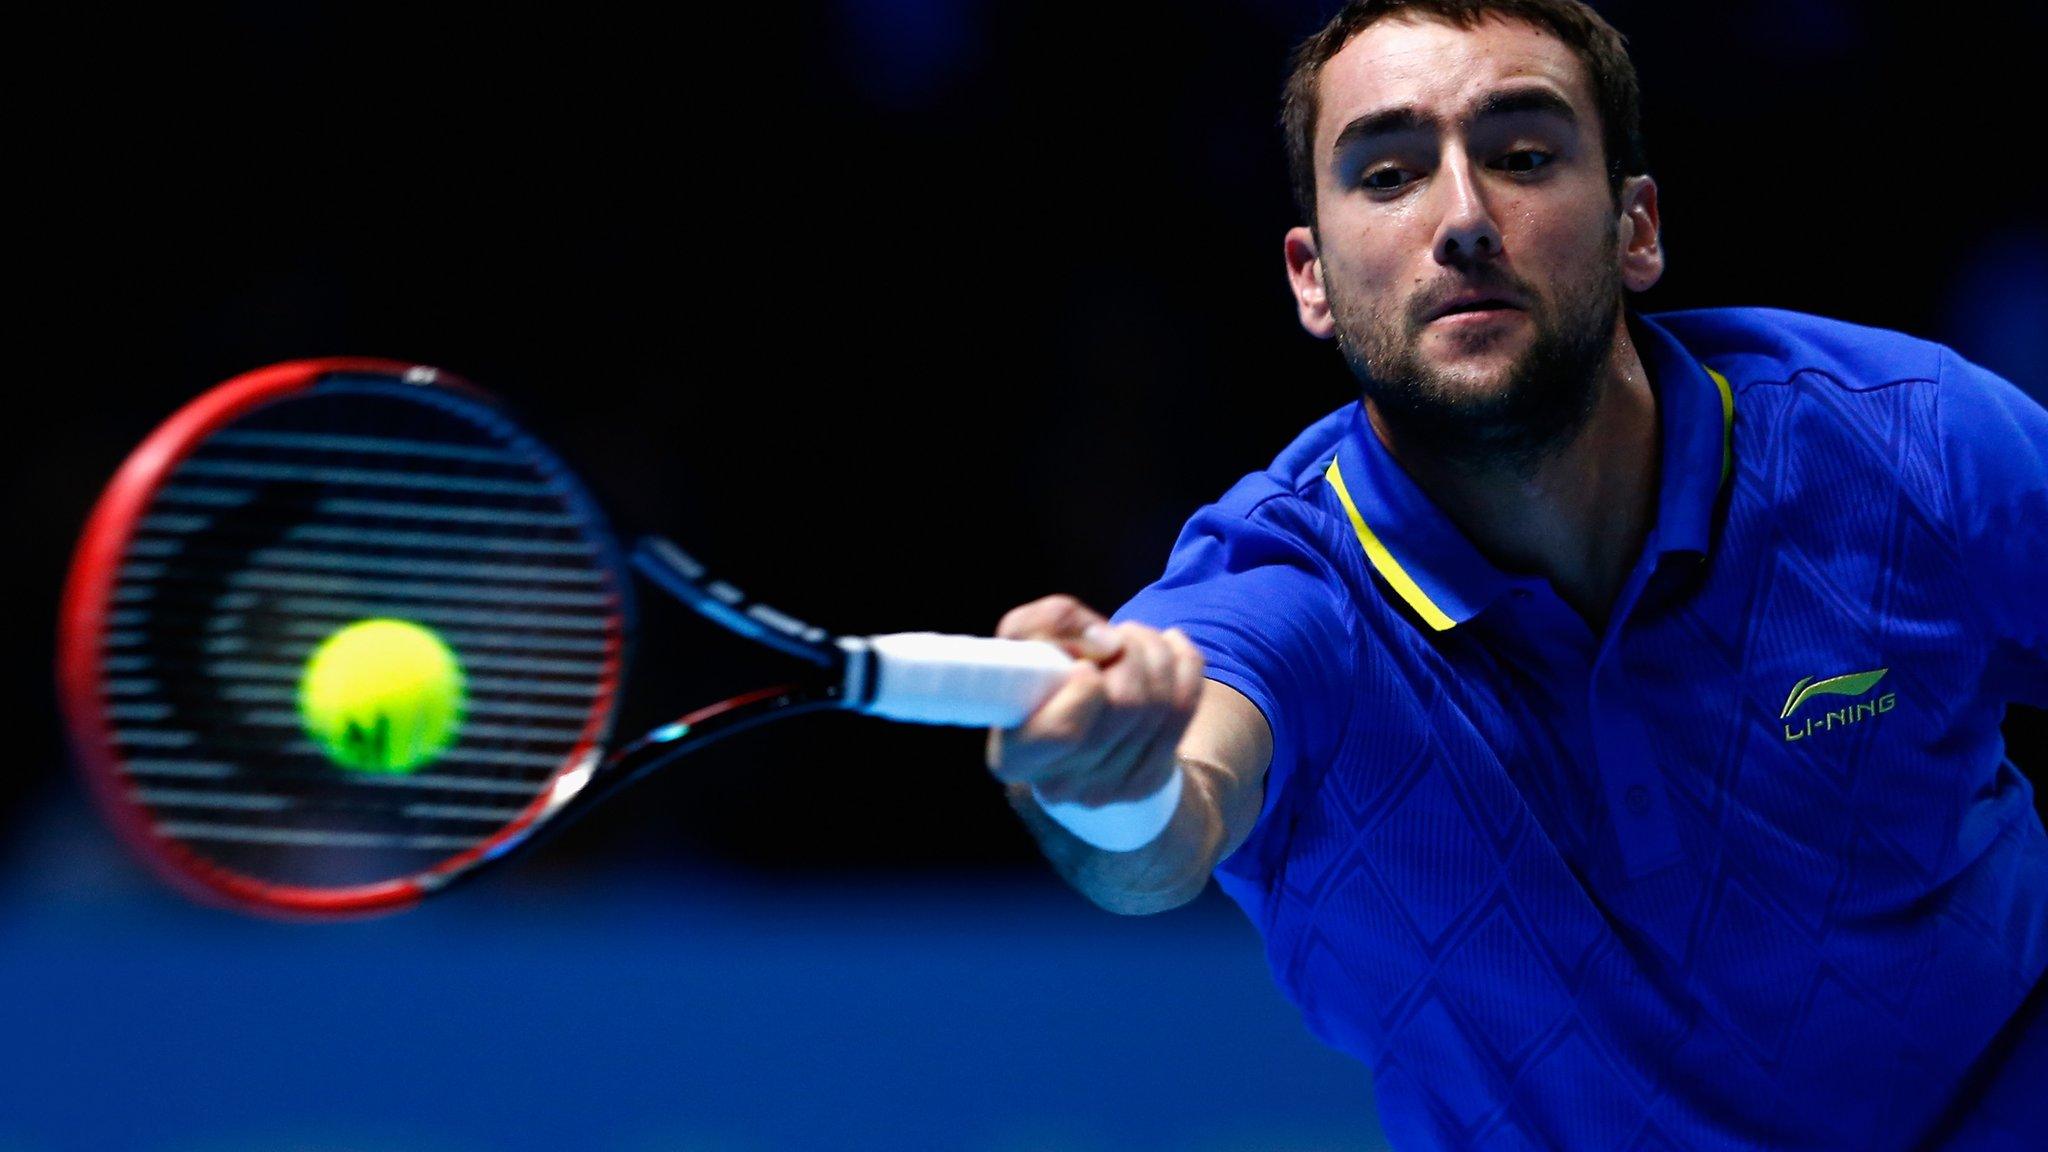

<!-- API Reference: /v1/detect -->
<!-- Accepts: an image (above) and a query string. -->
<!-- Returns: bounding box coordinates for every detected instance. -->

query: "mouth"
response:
[1425,295,1525,325]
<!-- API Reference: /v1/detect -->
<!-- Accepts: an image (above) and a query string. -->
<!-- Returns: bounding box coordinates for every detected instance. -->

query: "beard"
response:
[1330,242,1623,480]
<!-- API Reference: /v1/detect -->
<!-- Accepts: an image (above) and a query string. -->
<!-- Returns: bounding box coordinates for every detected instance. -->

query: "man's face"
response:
[1290,15,1654,471]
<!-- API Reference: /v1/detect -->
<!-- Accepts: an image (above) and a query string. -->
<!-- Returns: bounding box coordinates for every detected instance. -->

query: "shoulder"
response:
[1649,306,1967,500]
[1172,402,1357,564]
[1646,306,1947,395]
[1924,344,2048,535]
[1121,403,1362,624]
[1646,305,2038,433]
[1654,306,2046,553]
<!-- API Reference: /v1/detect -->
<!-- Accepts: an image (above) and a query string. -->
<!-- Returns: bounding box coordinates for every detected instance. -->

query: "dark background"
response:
[15,0,2045,873]
[5,3,2044,1148]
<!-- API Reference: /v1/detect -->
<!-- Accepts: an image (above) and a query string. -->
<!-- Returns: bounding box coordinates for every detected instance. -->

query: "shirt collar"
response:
[1323,309,1735,632]
[1639,310,1736,557]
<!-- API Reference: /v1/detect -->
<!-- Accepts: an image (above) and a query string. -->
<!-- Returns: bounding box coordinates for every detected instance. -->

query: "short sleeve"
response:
[1109,494,1355,881]
[1937,349,2048,708]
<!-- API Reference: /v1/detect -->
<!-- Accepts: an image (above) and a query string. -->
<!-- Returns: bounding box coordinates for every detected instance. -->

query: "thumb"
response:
[997,594,1125,662]
[1068,621,1124,663]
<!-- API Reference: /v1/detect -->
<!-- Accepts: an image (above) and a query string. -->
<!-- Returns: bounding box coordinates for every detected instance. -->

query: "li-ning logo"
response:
[1780,668,1894,741]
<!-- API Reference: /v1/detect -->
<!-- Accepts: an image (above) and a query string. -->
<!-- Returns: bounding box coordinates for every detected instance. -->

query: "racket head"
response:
[58,359,634,919]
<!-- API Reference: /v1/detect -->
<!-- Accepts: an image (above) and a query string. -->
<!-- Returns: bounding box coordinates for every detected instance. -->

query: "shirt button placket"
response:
[1588,660,1685,880]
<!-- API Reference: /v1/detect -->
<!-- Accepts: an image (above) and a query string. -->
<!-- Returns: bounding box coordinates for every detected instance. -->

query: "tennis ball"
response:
[298,618,465,773]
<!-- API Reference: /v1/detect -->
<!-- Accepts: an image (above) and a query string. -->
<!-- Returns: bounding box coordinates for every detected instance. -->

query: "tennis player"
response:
[985,2,2046,1148]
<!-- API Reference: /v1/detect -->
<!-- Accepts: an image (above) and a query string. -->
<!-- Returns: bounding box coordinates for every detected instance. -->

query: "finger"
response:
[1138,629,1191,739]
[1081,628,1170,775]
[992,662,1111,787]
[1104,625,1173,713]
[1073,694,1183,808]
[1135,626,1176,697]
[1029,640,1183,801]
[1026,631,1183,806]
[997,595,1123,662]
[1022,660,1109,742]
[996,594,1105,642]
[1053,641,1151,772]
[1161,627,1205,713]
[1056,690,1159,806]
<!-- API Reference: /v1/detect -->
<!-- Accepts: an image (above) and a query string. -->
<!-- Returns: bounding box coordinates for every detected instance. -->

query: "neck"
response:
[1366,312,1659,632]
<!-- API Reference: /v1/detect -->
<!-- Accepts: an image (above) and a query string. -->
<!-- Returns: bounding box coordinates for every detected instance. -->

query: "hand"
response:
[984,594,1205,808]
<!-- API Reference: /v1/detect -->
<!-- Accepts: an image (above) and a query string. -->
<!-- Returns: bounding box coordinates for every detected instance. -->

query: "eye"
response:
[1361,166,1413,192]
[1497,150,1554,174]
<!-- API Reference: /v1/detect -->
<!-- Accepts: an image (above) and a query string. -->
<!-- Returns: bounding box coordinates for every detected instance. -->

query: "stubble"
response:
[1329,237,1623,480]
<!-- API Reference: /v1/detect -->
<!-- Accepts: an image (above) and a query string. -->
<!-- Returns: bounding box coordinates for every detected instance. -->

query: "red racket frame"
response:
[57,359,628,919]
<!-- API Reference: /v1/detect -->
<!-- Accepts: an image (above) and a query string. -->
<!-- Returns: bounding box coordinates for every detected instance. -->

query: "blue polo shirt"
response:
[1111,308,2048,1150]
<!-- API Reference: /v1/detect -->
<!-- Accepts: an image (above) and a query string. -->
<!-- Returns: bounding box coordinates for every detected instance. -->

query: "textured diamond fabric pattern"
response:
[1112,308,2048,1151]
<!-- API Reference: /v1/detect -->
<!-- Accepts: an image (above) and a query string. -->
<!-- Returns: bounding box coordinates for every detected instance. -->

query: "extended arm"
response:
[1000,677,1272,915]
[984,593,1280,914]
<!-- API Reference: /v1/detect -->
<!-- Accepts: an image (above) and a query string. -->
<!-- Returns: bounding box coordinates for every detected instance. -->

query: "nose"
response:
[1431,152,1504,268]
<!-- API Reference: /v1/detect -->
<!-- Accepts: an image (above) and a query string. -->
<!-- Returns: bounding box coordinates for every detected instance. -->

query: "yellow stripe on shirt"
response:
[1707,366,1735,487]
[1324,456,1458,632]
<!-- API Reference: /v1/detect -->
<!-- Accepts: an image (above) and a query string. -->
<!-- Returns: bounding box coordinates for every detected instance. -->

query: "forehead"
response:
[1316,15,1595,148]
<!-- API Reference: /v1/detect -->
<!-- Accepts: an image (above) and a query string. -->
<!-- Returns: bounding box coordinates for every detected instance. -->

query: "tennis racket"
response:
[58,358,1078,919]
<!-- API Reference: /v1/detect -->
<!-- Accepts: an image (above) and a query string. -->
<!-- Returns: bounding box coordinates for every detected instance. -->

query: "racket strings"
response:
[102,379,626,888]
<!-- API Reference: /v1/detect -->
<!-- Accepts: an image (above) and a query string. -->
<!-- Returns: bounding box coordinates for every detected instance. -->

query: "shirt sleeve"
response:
[1109,494,1355,882]
[1937,348,2048,708]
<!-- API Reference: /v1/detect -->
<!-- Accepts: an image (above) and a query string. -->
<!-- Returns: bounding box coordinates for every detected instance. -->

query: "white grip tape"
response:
[849,632,1075,728]
[1032,764,1184,853]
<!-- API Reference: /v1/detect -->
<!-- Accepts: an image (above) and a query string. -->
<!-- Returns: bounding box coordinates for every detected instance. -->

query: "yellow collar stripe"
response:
[1324,456,1458,632]
[1326,365,1731,633]
[1706,366,1735,487]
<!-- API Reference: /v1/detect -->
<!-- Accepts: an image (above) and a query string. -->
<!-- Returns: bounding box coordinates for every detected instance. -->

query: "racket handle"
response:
[840,633,1076,727]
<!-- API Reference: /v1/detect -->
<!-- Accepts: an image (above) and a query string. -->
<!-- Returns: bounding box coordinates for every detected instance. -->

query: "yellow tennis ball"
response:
[298,618,465,773]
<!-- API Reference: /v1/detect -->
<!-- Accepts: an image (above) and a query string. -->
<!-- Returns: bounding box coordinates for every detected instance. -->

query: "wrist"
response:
[1030,763,1185,853]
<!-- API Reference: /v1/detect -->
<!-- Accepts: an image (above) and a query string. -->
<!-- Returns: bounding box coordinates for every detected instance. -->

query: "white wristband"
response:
[1030,764,1185,853]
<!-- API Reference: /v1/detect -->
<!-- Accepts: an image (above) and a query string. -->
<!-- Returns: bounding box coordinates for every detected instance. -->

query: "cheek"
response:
[1326,203,1434,273]
[1519,209,1622,286]
[1509,203,1581,256]
[1326,234,1401,288]
[1326,247,1421,327]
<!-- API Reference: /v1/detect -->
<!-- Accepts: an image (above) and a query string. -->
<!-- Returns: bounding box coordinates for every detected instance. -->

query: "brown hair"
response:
[1281,0,1647,226]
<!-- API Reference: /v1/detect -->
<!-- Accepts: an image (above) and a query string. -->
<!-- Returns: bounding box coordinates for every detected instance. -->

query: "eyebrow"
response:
[1331,85,1580,157]
[1473,86,1579,127]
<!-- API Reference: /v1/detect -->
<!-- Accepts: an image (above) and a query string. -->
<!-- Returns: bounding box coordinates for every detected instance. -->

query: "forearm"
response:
[1005,757,1228,915]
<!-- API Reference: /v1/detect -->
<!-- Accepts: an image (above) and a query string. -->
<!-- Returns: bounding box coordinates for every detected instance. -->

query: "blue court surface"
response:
[0,793,1388,1152]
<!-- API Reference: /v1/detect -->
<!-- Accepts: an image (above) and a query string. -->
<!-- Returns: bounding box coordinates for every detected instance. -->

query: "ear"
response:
[1284,226,1337,339]
[1617,175,1664,293]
